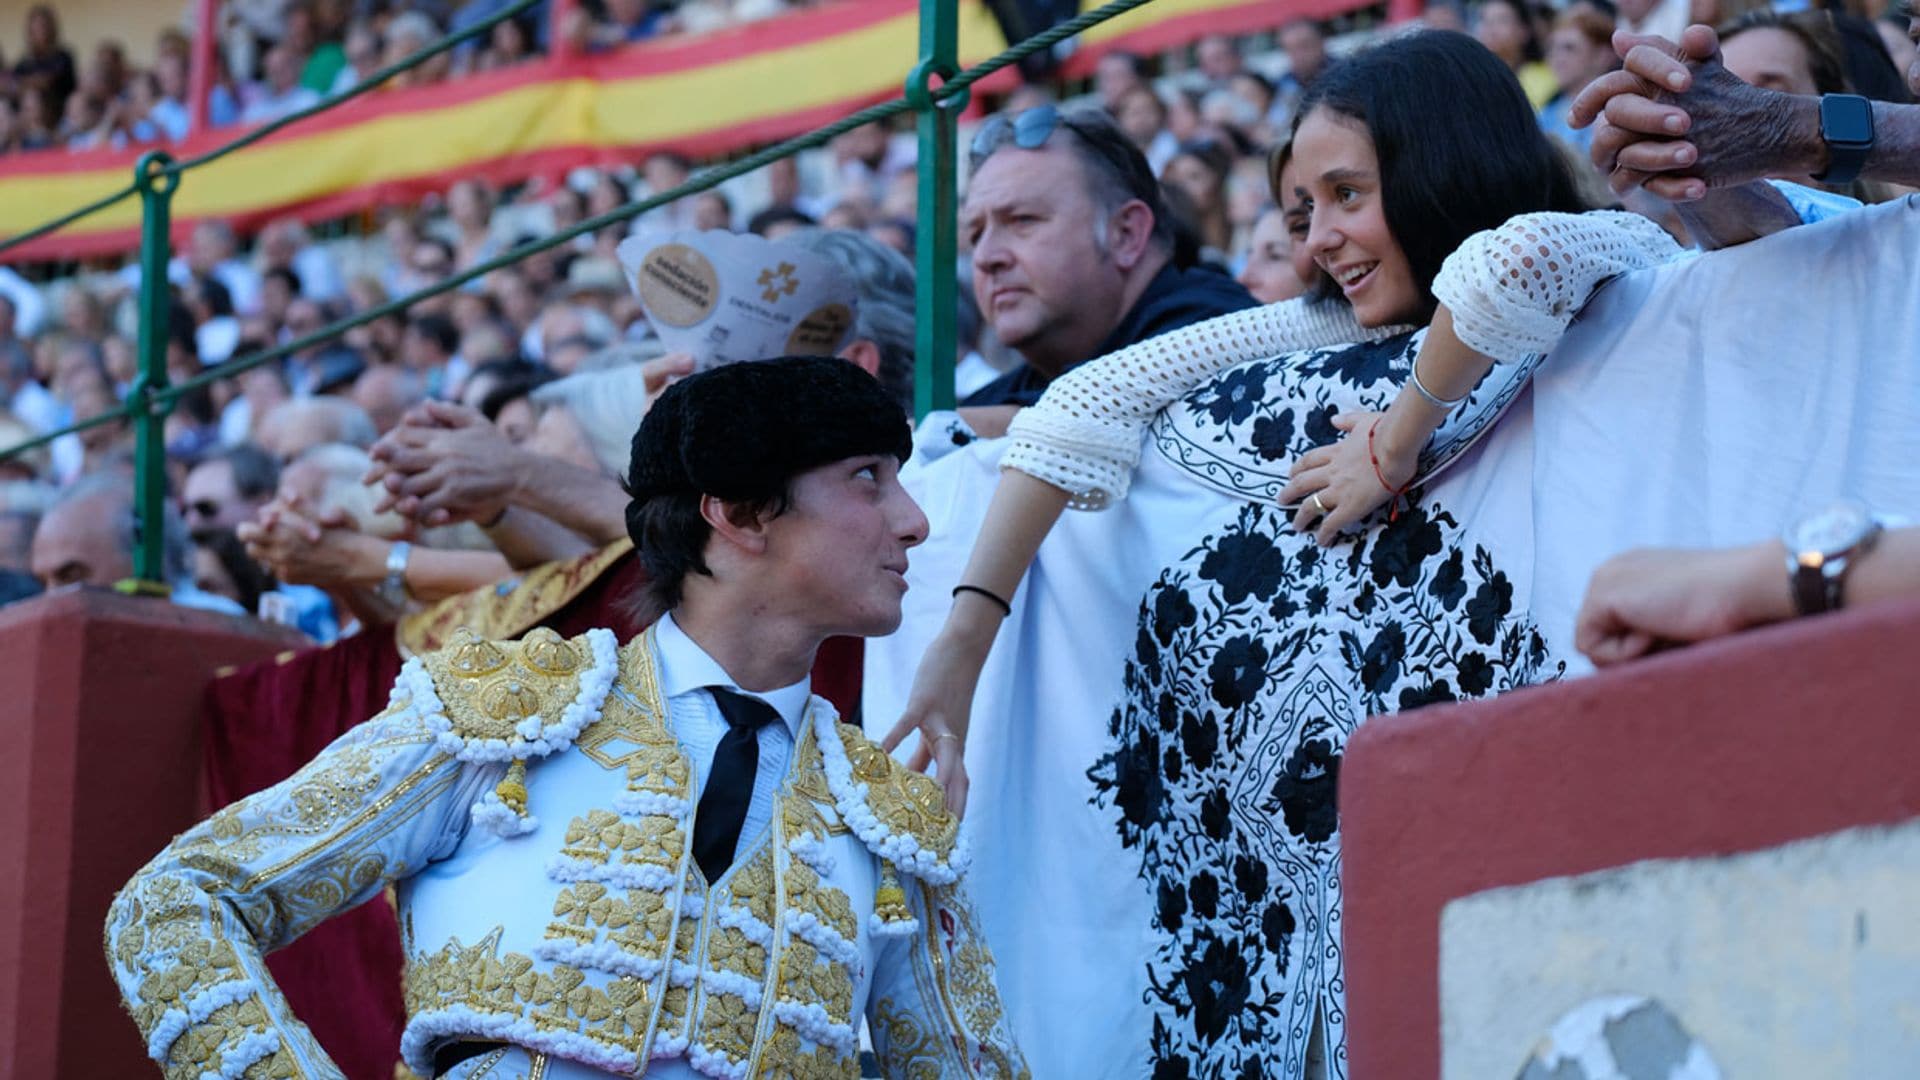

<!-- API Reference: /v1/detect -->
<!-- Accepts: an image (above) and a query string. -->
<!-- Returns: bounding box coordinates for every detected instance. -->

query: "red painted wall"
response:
[1341,596,1920,1078]
[0,590,303,1079]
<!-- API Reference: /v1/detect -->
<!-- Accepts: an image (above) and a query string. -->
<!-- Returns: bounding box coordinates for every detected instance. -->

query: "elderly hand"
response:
[1278,412,1412,546]
[1569,25,1823,200]
[1574,541,1796,666]
[238,497,387,589]
[368,400,525,527]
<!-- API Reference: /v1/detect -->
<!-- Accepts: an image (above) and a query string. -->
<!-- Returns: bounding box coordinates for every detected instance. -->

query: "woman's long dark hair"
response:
[1293,31,1587,316]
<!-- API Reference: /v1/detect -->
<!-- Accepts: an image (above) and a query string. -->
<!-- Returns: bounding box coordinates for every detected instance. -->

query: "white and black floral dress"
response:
[866,211,1684,1080]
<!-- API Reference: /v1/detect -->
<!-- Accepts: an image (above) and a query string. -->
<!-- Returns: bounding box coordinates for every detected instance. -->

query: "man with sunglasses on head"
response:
[960,105,1254,409]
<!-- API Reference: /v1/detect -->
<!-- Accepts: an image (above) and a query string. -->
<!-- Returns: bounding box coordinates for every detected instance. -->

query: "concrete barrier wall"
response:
[0,590,303,1079]
[1342,596,1920,1078]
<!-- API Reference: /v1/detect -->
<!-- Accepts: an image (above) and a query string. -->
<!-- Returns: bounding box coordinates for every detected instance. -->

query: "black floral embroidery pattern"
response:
[1150,330,1544,506]
[1089,496,1562,1080]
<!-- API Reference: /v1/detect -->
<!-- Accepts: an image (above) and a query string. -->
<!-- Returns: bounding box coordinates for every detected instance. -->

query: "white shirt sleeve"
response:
[1431,209,1681,363]
[1002,298,1381,510]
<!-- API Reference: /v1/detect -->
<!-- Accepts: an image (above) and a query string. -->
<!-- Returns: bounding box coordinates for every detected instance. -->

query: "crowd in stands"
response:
[0,0,816,154]
[0,0,1915,646]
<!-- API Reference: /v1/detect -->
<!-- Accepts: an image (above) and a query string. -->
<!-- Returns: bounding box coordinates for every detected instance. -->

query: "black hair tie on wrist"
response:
[951,584,1012,617]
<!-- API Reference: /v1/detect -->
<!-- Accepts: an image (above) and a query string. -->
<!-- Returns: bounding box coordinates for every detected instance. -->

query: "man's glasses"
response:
[187,499,222,521]
[969,104,1063,169]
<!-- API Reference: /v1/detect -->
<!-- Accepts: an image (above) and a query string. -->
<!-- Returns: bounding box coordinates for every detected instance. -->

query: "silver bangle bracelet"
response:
[1409,358,1469,410]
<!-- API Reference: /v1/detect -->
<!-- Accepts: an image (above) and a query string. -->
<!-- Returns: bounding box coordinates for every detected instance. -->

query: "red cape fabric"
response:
[200,552,865,1077]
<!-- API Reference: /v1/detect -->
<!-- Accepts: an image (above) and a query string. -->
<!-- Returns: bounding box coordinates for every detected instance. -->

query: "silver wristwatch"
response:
[378,540,413,610]
[1782,500,1882,616]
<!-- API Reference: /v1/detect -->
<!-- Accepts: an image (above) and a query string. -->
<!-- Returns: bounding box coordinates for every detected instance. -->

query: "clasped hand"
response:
[1277,412,1415,545]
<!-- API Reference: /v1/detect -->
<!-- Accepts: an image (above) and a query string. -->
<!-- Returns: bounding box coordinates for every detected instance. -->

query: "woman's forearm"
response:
[1375,305,1496,464]
[959,471,1073,601]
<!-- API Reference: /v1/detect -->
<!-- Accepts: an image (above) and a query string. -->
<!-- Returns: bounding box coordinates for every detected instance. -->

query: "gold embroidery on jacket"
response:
[871,997,945,1080]
[404,929,652,1055]
[838,723,961,863]
[428,628,588,746]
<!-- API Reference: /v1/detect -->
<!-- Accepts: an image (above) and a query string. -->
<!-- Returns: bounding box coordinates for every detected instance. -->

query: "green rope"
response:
[1,0,1162,457]
[0,182,143,259]
[0,0,541,258]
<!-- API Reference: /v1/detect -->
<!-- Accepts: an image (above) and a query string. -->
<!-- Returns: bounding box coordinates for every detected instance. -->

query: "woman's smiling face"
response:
[1292,107,1422,328]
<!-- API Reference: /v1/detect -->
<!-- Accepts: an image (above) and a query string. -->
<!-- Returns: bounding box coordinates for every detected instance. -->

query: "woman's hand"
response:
[880,615,998,817]
[1277,411,1416,545]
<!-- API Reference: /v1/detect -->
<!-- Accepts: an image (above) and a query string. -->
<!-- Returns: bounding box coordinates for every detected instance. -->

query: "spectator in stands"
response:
[1720,10,1847,99]
[350,363,427,435]
[1195,33,1244,84]
[257,397,377,462]
[1540,4,1620,154]
[12,6,76,123]
[189,527,275,614]
[446,178,501,271]
[784,228,918,409]
[1094,50,1149,111]
[384,11,452,88]
[1161,138,1235,259]
[1272,19,1330,127]
[258,217,344,302]
[285,5,344,96]
[960,105,1254,409]
[475,12,536,71]
[148,52,193,141]
[1113,84,1179,175]
[1478,0,1559,108]
[242,44,322,125]
[691,190,732,231]
[255,270,301,345]
[182,443,279,536]
[30,473,242,613]
[180,220,262,316]
[282,298,365,395]
[331,21,383,94]
[591,0,672,49]
[402,312,460,380]
[80,40,129,107]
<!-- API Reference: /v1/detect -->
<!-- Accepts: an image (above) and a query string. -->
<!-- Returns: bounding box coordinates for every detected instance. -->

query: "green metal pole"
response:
[127,151,180,592]
[909,0,964,419]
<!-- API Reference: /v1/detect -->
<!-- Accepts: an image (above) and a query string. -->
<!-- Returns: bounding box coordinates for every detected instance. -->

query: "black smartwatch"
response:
[1812,93,1874,186]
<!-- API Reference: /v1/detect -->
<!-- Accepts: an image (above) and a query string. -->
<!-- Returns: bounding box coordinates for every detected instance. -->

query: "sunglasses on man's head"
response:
[968,105,1063,168]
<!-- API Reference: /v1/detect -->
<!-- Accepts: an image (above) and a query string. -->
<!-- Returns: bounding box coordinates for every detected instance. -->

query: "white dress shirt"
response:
[651,613,810,868]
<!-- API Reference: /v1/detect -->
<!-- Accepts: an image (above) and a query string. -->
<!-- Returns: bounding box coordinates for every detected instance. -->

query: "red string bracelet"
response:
[1367,418,1413,522]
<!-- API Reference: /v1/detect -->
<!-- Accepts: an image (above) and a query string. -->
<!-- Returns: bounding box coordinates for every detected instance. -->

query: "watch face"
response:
[1820,93,1875,147]
[1788,500,1874,556]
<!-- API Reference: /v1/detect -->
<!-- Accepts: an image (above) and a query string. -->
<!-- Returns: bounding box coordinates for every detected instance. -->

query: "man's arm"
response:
[1576,526,1920,666]
[369,401,629,561]
[1573,26,1920,199]
[104,687,492,1077]
[867,876,1028,1078]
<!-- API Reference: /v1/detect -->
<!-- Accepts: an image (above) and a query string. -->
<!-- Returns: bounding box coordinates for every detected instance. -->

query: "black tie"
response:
[691,687,782,883]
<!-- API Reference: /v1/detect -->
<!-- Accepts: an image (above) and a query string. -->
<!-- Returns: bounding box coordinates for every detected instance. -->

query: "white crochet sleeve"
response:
[1002,297,1380,510]
[1432,209,1682,363]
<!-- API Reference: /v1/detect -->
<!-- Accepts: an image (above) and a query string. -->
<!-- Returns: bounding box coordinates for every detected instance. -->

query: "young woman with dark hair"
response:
[874,30,1683,1080]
